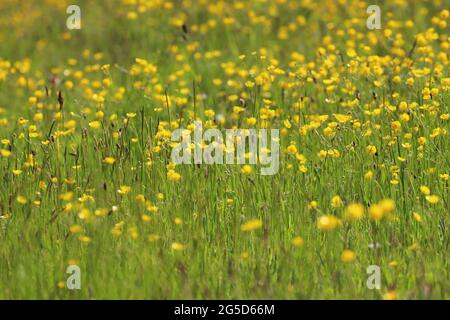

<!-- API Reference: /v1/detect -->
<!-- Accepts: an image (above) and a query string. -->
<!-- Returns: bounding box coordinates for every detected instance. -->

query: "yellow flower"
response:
[147,234,160,242]
[78,235,91,243]
[285,144,297,154]
[28,97,37,105]
[418,137,426,145]
[95,208,109,217]
[412,212,422,222]
[299,165,308,173]
[241,165,253,175]
[388,261,398,268]
[18,117,29,125]
[89,121,101,129]
[167,169,181,182]
[146,203,158,212]
[317,215,340,231]
[383,290,398,300]
[127,11,138,20]
[331,195,343,208]
[171,242,185,251]
[69,224,82,234]
[369,204,384,221]
[65,258,78,267]
[379,199,395,214]
[246,117,257,126]
[419,185,430,195]
[135,194,145,202]
[38,181,47,190]
[117,185,131,195]
[241,219,263,232]
[111,221,124,237]
[344,203,364,221]
[284,119,292,129]
[366,145,377,155]
[60,191,74,201]
[16,195,27,204]
[291,236,304,247]
[440,9,449,19]
[341,249,356,263]
[103,157,116,165]
[333,114,352,123]
[78,209,91,220]
[308,201,318,209]
[391,121,401,131]
[204,109,215,118]
[425,195,440,204]
[240,251,249,259]
[1,149,11,157]
[128,226,139,239]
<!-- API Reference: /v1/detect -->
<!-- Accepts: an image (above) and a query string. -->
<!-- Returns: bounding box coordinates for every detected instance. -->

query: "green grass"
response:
[0,0,448,299]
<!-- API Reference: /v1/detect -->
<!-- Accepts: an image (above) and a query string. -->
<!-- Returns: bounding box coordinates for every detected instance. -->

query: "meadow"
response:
[0,0,448,299]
